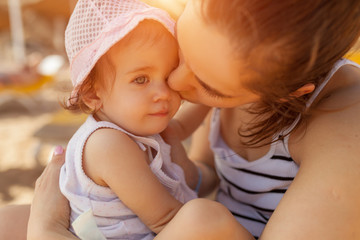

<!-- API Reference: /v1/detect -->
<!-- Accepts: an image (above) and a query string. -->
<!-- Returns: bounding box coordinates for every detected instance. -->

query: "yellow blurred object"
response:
[345,51,360,64]
[0,75,53,95]
[0,54,65,94]
[0,54,66,115]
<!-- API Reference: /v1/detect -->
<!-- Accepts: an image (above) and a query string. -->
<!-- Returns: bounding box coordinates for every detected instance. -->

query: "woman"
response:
[2,0,360,239]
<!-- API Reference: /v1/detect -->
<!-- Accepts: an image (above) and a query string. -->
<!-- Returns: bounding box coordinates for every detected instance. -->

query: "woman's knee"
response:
[0,204,30,240]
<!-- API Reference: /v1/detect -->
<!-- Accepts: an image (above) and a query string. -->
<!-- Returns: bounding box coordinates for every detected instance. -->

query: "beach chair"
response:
[0,55,65,112]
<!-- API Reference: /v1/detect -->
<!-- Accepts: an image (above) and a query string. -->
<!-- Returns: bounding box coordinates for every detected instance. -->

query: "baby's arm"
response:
[174,102,211,140]
[83,128,183,234]
[166,102,211,141]
[159,102,211,194]
[163,108,218,197]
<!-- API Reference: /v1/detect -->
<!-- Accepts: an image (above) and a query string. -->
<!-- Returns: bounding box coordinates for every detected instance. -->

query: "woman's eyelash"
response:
[202,87,223,99]
[195,75,228,99]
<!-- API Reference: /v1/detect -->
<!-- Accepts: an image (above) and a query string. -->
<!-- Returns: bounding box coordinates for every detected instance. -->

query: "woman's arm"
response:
[260,94,360,239]
[27,147,78,240]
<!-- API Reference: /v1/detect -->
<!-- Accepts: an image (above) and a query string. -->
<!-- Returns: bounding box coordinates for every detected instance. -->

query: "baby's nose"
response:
[152,81,171,102]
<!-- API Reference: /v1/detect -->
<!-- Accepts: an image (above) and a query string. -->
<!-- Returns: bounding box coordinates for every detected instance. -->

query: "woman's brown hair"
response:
[202,0,360,146]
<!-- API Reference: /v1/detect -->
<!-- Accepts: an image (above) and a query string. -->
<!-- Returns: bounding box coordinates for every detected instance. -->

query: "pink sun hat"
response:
[65,0,175,101]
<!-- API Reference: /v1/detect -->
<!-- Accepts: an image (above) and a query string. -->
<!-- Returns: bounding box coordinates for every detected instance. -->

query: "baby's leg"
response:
[0,204,30,240]
[155,199,254,240]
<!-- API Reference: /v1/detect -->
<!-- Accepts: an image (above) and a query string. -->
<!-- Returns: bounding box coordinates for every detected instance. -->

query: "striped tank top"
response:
[209,59,359,238]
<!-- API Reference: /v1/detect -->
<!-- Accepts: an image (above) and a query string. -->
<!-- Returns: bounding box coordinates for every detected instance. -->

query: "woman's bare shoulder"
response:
[289,63,360,167]
[298,72,360,159]
[262,70,360,239]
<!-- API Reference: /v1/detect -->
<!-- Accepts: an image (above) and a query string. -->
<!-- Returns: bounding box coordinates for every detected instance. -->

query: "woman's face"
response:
[168,0,259,108]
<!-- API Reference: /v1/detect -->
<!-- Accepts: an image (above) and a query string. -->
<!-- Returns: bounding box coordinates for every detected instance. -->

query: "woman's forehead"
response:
[176,0,244,96]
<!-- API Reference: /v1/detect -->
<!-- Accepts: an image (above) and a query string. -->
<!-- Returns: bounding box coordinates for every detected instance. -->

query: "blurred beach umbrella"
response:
[7,0,27,65]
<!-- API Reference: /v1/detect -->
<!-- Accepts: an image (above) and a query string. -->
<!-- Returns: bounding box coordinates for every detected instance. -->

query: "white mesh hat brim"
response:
[65,0,175,101]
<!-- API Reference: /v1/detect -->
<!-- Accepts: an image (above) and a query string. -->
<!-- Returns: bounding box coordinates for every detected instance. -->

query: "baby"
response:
[59,0,197,239]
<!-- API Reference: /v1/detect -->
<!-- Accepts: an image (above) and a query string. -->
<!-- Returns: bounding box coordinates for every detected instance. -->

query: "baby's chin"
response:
[134,124,169,137]
[148,126,168,136]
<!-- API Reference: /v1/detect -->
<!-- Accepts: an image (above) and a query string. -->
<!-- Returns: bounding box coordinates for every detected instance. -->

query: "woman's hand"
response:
[27,146,77,240]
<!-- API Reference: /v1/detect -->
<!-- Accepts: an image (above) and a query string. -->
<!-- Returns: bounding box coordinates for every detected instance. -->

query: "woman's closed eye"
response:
[195,75,231,99]
[202,87,224,99]
[133,75,149,85]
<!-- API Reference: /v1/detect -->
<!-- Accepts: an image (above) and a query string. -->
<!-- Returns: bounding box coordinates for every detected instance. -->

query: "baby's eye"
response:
[133,76,149,84]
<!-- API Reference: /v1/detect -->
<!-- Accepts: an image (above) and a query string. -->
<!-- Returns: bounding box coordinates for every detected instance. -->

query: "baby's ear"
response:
[82,91,102,111]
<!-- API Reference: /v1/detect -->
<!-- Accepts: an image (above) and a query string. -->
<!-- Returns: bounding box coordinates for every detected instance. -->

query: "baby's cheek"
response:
[172,92,182,112]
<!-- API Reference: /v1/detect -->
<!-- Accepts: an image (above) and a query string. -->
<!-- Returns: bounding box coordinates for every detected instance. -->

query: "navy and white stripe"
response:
[209,118,298,238]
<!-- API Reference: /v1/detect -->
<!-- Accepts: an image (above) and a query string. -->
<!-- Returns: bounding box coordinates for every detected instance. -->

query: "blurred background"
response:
[0,0,86,207]
[0,0,359,208]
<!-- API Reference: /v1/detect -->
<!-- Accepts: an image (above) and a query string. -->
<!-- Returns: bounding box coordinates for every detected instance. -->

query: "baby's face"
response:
[95,21,180,136]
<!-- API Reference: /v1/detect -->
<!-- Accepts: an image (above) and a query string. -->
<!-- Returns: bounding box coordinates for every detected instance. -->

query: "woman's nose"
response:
[168,61,191,92]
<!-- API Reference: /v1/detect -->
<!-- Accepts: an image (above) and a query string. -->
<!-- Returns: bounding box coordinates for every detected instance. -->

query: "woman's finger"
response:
[35,145,65,189]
